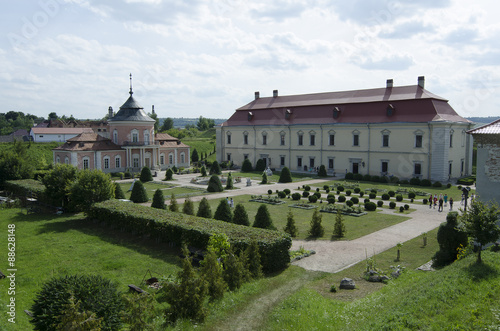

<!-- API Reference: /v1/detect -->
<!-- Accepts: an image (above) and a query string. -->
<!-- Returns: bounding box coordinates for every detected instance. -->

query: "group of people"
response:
[429,193,452,212]
[226,197,234,208]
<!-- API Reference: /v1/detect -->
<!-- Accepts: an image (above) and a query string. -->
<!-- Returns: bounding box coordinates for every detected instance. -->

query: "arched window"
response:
[103,156,110,169]
[169,153,174,164]
[113,129,118,144]
[144,130,150,145]
[131,129,139,143]
[180,152,185,164]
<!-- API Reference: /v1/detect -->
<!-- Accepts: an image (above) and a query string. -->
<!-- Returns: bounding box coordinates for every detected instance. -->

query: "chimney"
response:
[386,79,393,88]
[418,76,425,88]
[108,106,113,118]
[255,91,260,100]
[273,89,278,98]
[152,105,155,114]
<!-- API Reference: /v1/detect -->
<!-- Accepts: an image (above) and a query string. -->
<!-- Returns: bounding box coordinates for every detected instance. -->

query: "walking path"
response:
[129,170,453,274]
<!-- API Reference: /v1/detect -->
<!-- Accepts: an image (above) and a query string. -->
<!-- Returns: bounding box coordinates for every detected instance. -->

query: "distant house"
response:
[218,77,474,182]
[53,81,190,172]
[30,127,94,142]
[467,119,500,204]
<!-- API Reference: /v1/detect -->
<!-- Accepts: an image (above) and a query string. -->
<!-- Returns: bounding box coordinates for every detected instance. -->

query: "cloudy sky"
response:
[1,0,499,120]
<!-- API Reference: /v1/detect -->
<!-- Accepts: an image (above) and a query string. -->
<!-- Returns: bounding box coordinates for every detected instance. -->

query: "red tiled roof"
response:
[53,132,122,151]
[158,141,190,148]
[155,133,178,141]
[467,119,500,135]
[224,85,470,126]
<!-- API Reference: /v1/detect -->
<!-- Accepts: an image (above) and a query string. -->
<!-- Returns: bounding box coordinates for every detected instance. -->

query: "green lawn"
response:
[187,195,410,240]
[0,208,181,330]
[115,181,207,200]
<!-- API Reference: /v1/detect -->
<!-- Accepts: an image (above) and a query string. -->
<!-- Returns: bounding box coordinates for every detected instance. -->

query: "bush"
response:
[233,203,250,226]
[388,190,395,197]
[327,195,336,204]
[278,166,293,183]
[214,199,233,223]
[30,275,123,331]
[333,209,345,238]
[261,172,268,184]
[404,204,409,210]
[308,195,318,203]
[354,187,361,193]
[409,177,421,185]
[396,194,403,202]
[140,166,153,182]
[346,190,352,196]
[399,206,405,212]
[337,195,346,203]
[200,166,207,177]
[364,198,370,203]
[457,177,475,185]
[130,180,148,203]
[423,198,428,205]
[377,200,383,207]
[255,159,266,172]
[69,169,115,212]
[241,158,253,172]
[209,160,222,175]
[369,193,376,199]
[337,185,344,192]
[318,165,327,177]
[151,189,166,209]
[363,174,371,182]
[114,183,126,199]
[308,208,324,237]
[253,204,276,230]
[207,175,224,192]
[345,172,354,180]
[226,172,234,189]
[447,183,452,188]
[304,185,311,191]
[313,192,321,199]
[292,193,301,200]
[323,185,330,191]
[124,169,132,179]
[381,193,390,200]
[365,201,377,211]
[168,193,178,212]
[283,210,298,237]
[183,197,195,215]
[316,187,320,192]
[390,176,399,183]
[359,192,364,198]
[350,197,359,204]
[389,201,396,209]
[346,200,353,207]
[197,197,212,218]
[371,175,380,183]
[302,191,310,198]
[408,192,416,199]
[165,168,174,180]
[278,191,286,199]
[432,211,468,267]
[433,181,443,187]
[267,189,273,195]
[399,179,409,185]
[283,189,291,195]
[420,179,432,186]
[353,173,363,181]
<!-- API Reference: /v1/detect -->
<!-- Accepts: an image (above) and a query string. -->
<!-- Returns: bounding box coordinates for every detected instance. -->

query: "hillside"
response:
[159,117,226,129]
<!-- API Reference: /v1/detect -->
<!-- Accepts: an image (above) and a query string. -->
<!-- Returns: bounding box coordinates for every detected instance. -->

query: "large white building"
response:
[217,77,474,182]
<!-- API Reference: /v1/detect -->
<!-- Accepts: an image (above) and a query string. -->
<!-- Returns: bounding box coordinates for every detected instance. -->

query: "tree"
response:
[196,116,215,131]
[223,248,246,291]
[114,183,125,199]
[149,111,159,133]
[160,117,174,132]
[333,209,346,238]
[233,203,250,226]
[283,210,298,237]
[48,112,58,119]
[200,165,207,177]
[182,197,195,215]
[318,165,328,177]
[308,208,325,237]
[191,148,199,163]
[151,188,166,209]
[209,160,221,175]
[200,246,227,302]
[255,159,266,172]
[207,175,223,192]
[30,275,123,331]
[164,246,208,323]
[278,166,292,183]
[169,193,178,212]
[197,197,212,218]
[460,199,500,263]
[261,172,268,184]
[253,204,276,230]
[165,168,174,180]
[432,211,468,267]
[69,169,115,212]
[139,166,153,182]
[129,180,148,203]
[214,199,233,223]
[226,172,234,189]
[245,241,263,279]
[42,164,78,207]
[241,158,253,172]
[0,141,34,187]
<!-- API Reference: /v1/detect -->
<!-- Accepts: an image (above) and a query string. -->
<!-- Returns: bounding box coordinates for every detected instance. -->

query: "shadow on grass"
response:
[464,259,499,281]
[8,210,78,223]
[37,216,182,267]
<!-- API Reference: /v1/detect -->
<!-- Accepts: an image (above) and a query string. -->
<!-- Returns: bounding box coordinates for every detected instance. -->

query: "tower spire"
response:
[129,73,133,95]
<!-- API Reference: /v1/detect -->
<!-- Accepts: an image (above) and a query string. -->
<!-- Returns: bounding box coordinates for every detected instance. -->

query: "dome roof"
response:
[109,92,155,123]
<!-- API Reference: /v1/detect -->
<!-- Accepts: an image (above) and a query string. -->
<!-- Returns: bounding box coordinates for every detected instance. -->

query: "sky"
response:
[1,0,500,121]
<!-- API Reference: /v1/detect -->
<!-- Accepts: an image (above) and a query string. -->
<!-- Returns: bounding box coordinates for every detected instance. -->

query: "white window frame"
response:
[103,156,110,169]
[115,155,121,168]
[82,157,90,170]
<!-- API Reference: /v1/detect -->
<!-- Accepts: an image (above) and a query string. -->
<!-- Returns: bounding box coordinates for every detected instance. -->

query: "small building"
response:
[467,119,500,204]
[30,127,93,142]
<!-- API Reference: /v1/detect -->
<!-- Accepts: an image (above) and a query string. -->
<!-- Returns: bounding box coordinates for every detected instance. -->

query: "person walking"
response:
[438,197,444,212]
[429,194,433,208]
[449,197,454,211]
[444,194,448,206]
[434,195,438,209]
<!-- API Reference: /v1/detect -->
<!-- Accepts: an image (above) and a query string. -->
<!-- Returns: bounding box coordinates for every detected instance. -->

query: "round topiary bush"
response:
[420,179,432,186]
[337,185,344,192]
[302,191,310,198]
[325,188,330,193]
[346,190,351,196]
[389,201,396,209]
[353,173,363,181]
[139,166,153,182]
[308,195,318,203]
[292,193,301,200]
[278,191,286,199]
[381,193,390,200]
[396,194,403,202]
[304,185,311,191]
[433,181,443,187]
[130,180,148,203]
[346,200,353,207]
[423,198,428,205]
[241,158,253,172]
[354,187,361,193]
[327,196,336,204]
[345,172,354,180]
[316,188,320,192]
[323,185,330,191]
[207,175,223,192]
[359,192,364,198]
[399,206,405,212]
[338,195,346,203]
[408,192,416,199]
[388,190,395,197]
[447,183,452,188]
[377,200,383,207]
[314,192,321,199]
[350,197,359,204]
[364,201,377,211]
[30,275,123,331]
[268,189,273,195]
[278,166,293,183]
[404,204,410,210]
[364,198,370,203]
[284,189,291,195]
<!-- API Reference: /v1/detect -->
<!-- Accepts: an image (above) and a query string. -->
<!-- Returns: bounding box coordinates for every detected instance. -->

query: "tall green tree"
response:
[42,164,78,207]
[182,197,195,215]
[114,183,126,199]
[191,148,199,163]
[253,204,275,230]
[160,117,174,132]
[151,188,166,209]
[223,248,246,291]
[209,160,221,175]
[200,246,227,302]
[197,197,212,218]
[214,199,233,223]
[233,203,250,226]
[226,172,234,189]
[278,166,292,183]
[165,168,174,181]
[244,241,263,279]
[129,180,148,203]
[207,175,223,192]
[69,169,115,212]
[196,116,215,131]
[309,208,325,237]
[333,209,346,238]
[460,199,500,263]
[139,166,153,182]
[0,141,34,187]
[283,210,298,237]
[432,211,468,267]
[169,193,179,212]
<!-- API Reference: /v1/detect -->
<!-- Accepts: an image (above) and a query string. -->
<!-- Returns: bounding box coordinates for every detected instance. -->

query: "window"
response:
[414,163,422,176]
[131,130,138,143]
[113,130,118,144]
[329,134,335,146]
[309,158,315,168]
[415,135,423,148]
[227,153,231,161]
[310,134,315,146]
[56,156,60,163]
[461,130,466,147]
[382,134,389,147]
[133,157,139,168]
[169,153,174,164]
[381,161,388,174]
[461,159,464,174]
[280,156,285,166]
[243,132,248,145]
[83,157,89,170]
[103,157,110,169]
[328,158,334,169]
[297,157,302,168]
[449,162,452,176]
[115,156,121,168]
[227,133,231,144]
[298,132,303,146]
[353,134,359,146]
[262,133,267,145]
[180,153,185,164]
[144,131,150,145]
[160,154,165,165]
[280,134,285,146]
[65,157,69,165]
[449,133,453,147]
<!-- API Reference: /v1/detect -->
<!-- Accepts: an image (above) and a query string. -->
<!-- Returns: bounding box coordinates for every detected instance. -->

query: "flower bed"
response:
[289,203,316,210]
[249,195,285,205]
[320,204,367,217]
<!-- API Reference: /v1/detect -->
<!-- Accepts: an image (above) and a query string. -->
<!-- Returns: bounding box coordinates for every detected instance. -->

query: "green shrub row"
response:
[89,200,291,274]
[4,179,51,204]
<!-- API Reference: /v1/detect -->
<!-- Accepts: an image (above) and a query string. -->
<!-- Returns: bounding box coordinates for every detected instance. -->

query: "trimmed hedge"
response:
[5,179,51,204]
[89,200,291,274]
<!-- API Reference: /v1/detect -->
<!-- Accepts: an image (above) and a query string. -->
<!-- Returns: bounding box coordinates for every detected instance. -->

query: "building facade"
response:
[53,84,190,172]
[217,77,474,182]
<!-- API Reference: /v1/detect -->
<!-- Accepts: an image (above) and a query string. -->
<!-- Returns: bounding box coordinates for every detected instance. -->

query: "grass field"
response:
[115,181,208,200]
